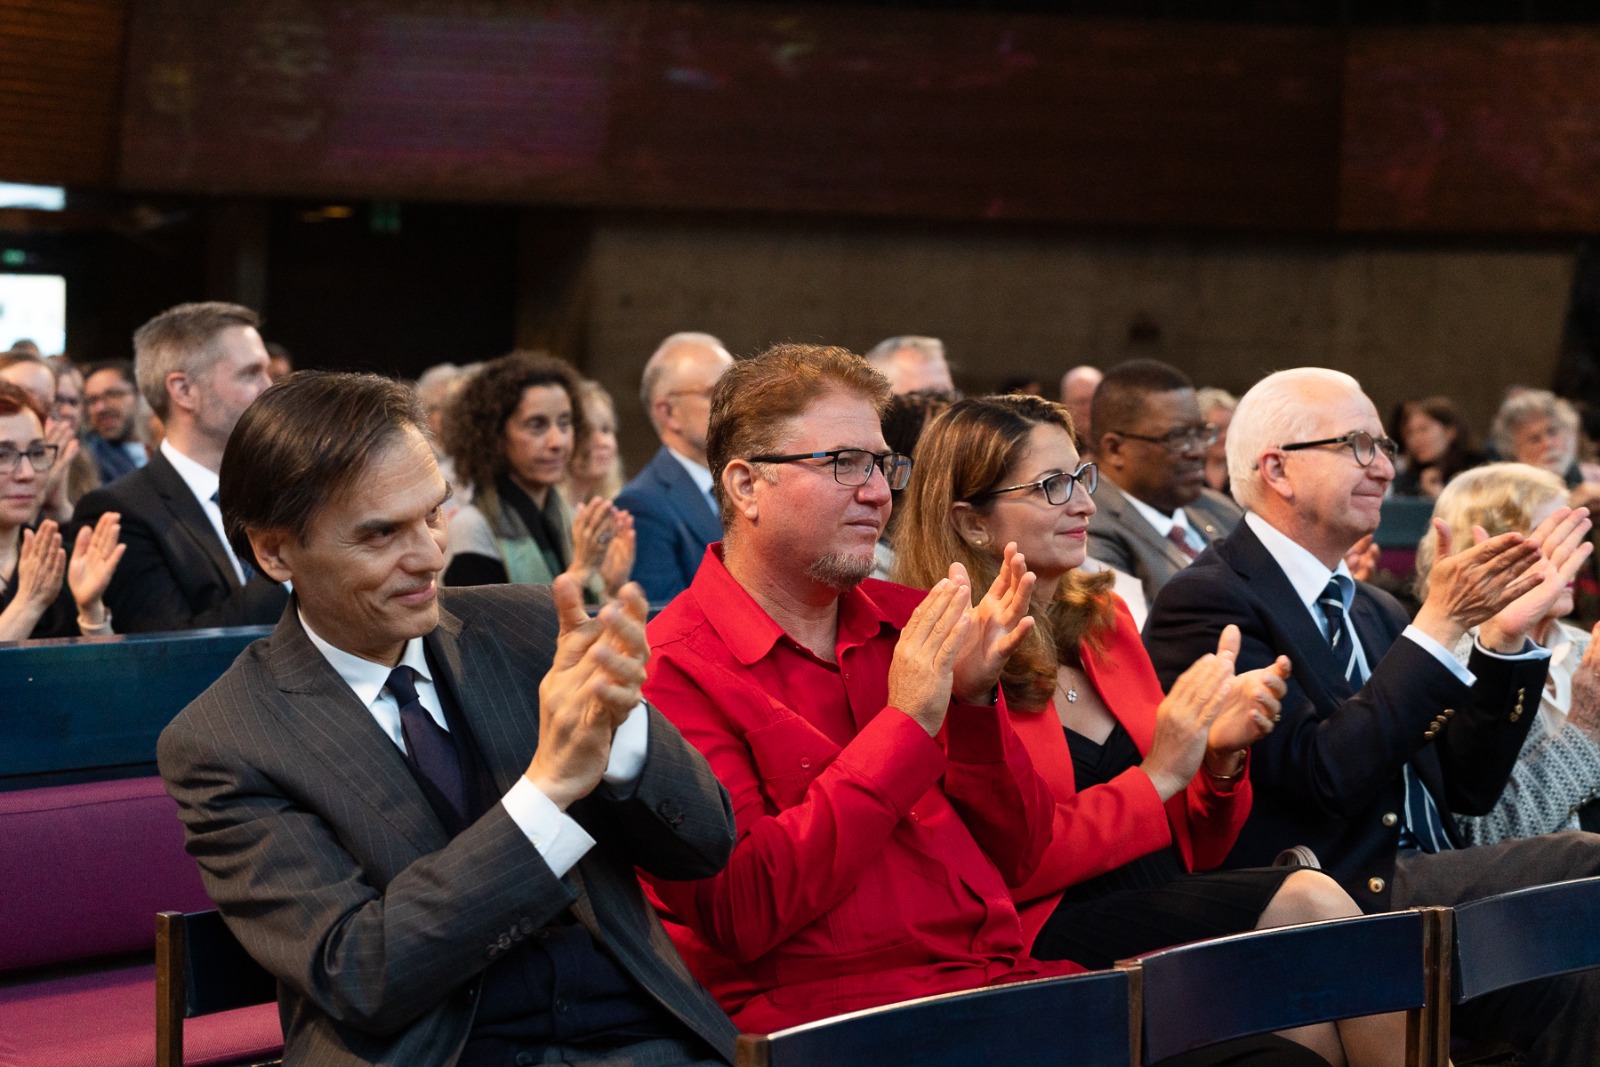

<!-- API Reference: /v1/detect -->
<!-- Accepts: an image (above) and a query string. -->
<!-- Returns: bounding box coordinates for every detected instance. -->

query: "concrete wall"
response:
[582,216,1575,469]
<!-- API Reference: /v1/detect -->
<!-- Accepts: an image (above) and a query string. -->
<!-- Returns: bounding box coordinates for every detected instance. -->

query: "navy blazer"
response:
[72,451,288,633]
[615,447,722,606]
[1142,518,1545,910]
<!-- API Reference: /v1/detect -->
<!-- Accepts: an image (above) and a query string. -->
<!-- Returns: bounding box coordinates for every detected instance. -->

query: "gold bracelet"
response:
[1204,751,1247,781]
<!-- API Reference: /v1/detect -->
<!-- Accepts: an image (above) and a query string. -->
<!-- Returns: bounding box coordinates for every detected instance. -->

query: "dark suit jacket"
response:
[158,585,739,1067]
[1142,518,1545,911]
[614,447,722,606]
[72,451,288,632]
[1086,479,1242,606]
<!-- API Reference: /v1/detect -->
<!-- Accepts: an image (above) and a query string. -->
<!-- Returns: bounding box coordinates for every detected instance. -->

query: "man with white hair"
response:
[1144,367,1600,1065]
[863,335,954,395]
[614,333,734,604]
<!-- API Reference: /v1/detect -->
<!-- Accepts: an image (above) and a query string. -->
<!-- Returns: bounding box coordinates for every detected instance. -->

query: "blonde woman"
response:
[1417,462,1600,844]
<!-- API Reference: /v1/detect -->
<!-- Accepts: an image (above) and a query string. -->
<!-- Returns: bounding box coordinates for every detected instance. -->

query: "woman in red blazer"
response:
[895,394,1403,1067]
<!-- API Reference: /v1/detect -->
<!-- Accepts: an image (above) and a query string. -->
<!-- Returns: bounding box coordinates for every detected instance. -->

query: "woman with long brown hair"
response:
[895,394,1402,1067]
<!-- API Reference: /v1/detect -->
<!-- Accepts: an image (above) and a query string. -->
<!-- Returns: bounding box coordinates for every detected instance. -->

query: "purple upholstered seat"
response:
[0,963,282,1067]
[0,778,212,972]
[0,777,283,1066]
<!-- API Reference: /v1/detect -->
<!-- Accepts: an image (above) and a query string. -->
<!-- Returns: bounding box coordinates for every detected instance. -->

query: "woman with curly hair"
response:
[441,351,633,598]
[894,394,1404,1067]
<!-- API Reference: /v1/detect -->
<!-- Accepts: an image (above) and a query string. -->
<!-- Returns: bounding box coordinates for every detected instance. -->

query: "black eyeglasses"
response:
[972,463,1098,506]
[0,443,59,475]
[748,448,914,491]
[1114,424,1220,453]
[1279,430,1399,468]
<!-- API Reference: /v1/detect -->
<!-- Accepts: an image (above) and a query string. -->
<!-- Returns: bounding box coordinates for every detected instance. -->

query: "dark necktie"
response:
[386,665,467,821]
[210,490,256,581]
[1318,575,1452,854]
[1166,525,1200,561]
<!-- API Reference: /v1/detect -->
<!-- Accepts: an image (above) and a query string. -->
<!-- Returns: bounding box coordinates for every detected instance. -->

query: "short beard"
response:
[807,552,873,592]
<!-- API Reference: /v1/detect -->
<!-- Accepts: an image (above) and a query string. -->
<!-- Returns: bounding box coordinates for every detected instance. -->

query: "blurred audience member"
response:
[7,339,41,358]
[0,382,123,639]
[872,387,956,579]
[614,333,733,604]
[566,379,625,503]
[1196,386,1238,494]
[1059,364,1103,454]
[47,358,99,511]
[999,374,1044,396]
[443,351,633,600]
[864,334,954,394]
[414,361,466,485]
[1418,463,1600,843]
[1492,388,1600,508]
[264,342,294,382]
[81,360,147,484]
[1088,360,1241,606]
[72,303,285,632]
[1393,395,1482,499]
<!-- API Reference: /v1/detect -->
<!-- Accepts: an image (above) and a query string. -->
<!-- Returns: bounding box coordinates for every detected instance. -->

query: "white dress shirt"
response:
[1125,490,1205,555]
[665,447,717,514]
[300,612,651,877]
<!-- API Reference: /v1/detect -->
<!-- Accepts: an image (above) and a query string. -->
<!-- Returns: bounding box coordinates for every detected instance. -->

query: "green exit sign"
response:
[1,249,25,267]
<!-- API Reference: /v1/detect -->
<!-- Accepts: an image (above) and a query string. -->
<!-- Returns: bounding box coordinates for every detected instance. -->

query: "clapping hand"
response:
[1479,506,1593,651]
[1140,626,1242,800]
[950,544,1037,705]
[888,575,973,736]
[66,511,126,628]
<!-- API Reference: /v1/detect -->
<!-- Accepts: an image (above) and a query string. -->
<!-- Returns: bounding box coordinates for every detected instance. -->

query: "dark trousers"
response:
[1393,830,1600,1067]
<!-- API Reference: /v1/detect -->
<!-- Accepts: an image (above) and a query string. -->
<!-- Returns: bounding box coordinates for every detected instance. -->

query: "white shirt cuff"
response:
[1403,624,1477,686]
[501,777,596,877]
[601,701,650,787]
[1472,634,1551,662]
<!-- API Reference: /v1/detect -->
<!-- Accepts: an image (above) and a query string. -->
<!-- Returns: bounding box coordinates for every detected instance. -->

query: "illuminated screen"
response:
[0,275,67,356]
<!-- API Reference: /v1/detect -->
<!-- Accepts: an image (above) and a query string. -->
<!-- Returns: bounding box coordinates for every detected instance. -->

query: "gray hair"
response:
[1196,386,1238,419]
[639,331,730,424]
[414,363,462,412]
[1228,368,1362,512]
[133,302,260,420]
[865,335,945,369]
[1490,388,1579,460]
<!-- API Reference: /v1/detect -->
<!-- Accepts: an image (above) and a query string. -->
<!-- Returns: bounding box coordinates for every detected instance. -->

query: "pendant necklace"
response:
[1058,671,1079,704]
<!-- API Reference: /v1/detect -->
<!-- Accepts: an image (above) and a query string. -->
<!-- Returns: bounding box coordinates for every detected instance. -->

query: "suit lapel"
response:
[650,448,720,545]
[1220,522,1353,705]
[1101,480,1191,571]
[266,605,451,855]
[425,604,539,795]
[148,453,242,590]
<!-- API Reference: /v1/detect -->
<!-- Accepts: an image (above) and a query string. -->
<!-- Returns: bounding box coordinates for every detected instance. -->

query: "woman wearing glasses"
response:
[895,394,1404,1067]
[0,381,123,639]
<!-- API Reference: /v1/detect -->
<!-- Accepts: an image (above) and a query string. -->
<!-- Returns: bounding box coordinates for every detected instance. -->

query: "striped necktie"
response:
[1318,575,1452,853]
[1166,525,1200,561]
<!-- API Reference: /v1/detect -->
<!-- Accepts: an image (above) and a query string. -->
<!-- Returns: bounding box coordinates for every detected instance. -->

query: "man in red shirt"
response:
[640,343,1064,1033]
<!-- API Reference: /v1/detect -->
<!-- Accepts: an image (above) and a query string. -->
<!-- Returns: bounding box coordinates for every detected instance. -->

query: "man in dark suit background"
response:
[1087,359,1242,606]
[1143,366,1600,1066]
[159,372,738,1067]
[72,302,286,631]
[615,333,734,605]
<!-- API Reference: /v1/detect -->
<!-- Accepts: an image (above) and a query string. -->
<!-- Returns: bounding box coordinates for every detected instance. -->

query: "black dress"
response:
[1031,720,1293,969]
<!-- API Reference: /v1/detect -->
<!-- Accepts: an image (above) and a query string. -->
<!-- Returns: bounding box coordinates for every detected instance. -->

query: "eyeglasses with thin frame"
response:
[1113,424,1219,453]
[748,448,914,491]
[971,463,1098,506]
[1278,430,1399,468]
[0,443,59,476]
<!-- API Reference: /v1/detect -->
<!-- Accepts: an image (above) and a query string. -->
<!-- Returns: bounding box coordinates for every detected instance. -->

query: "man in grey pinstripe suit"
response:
[158,372,739,1067]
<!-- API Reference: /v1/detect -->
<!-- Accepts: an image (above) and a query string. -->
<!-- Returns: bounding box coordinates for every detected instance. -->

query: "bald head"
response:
[865,336,953,395]
[1059,365,1102,445]
[641,332,734,465]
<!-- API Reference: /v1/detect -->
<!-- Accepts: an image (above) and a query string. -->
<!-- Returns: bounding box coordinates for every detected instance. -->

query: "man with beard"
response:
[1087,359,1242,605]
[81,360,146,484]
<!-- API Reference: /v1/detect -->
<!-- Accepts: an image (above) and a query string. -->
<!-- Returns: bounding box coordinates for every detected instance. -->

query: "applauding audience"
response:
[0,382,123,639]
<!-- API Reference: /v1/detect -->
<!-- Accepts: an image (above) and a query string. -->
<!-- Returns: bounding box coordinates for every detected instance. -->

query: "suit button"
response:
[519,916,536,934]
[1423,727,1438,739]
[799,757,811,769]
[487,946,501,960]
[555,997,569,1014]
[497,934,512,951]
[1382,812,1398,827]
[1368,877,1386,894]
[516,1053,536,1066]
